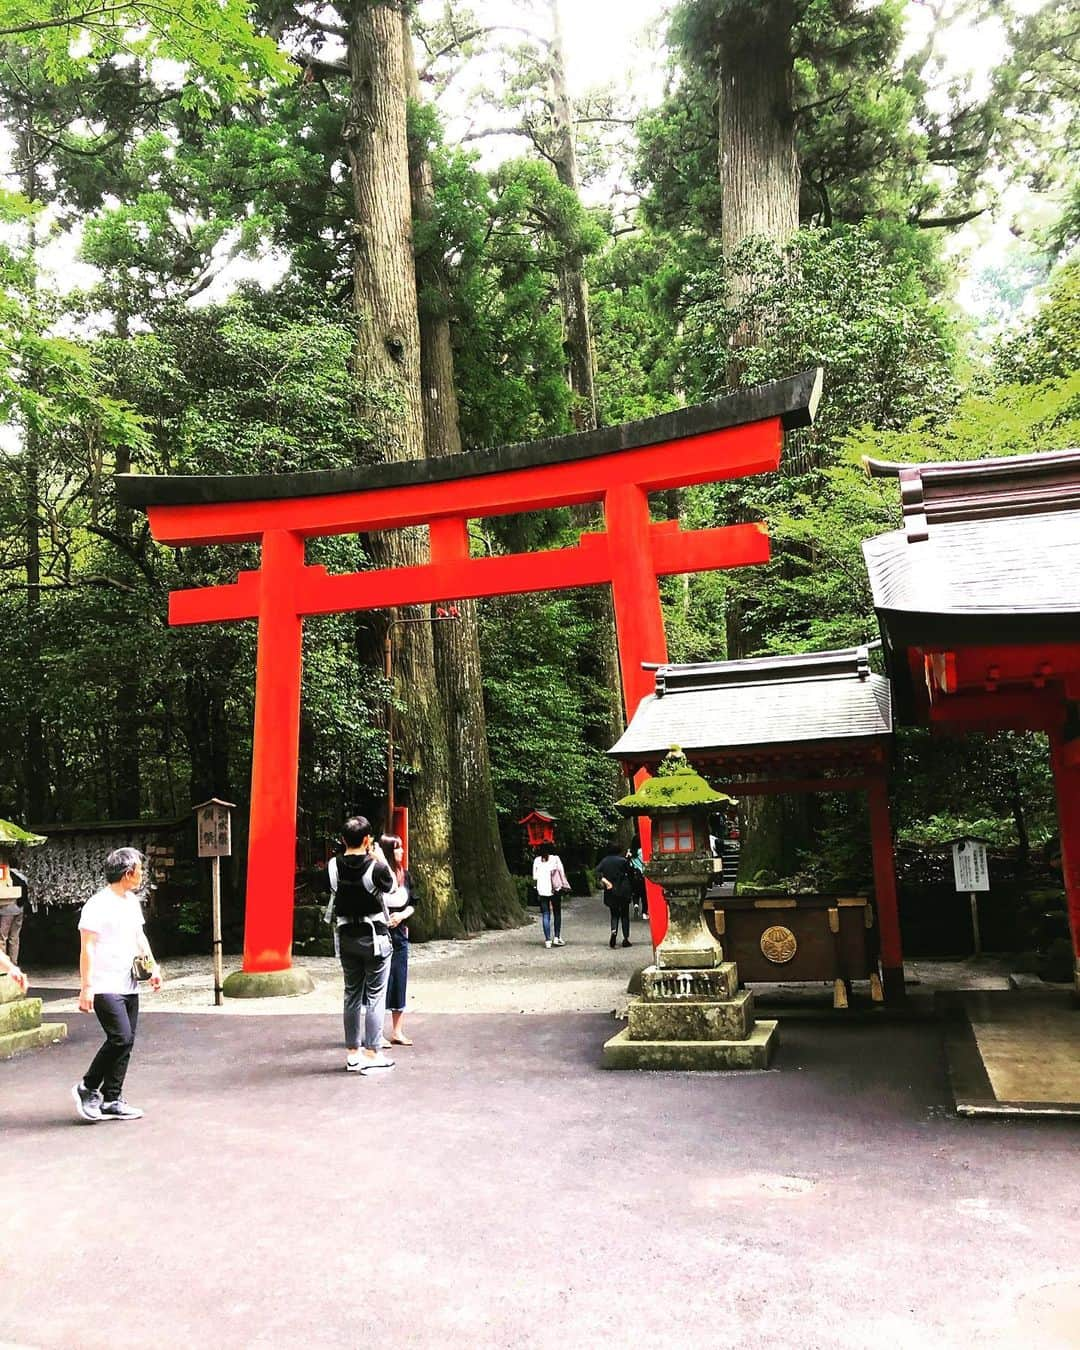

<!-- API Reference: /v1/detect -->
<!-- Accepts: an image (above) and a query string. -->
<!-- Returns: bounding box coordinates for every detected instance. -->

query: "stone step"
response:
[0,1021,67,1061]
[0,973,25,1005]
[0,996,43,1036]
[628,989,755,1043]
[602,1019,778,1071]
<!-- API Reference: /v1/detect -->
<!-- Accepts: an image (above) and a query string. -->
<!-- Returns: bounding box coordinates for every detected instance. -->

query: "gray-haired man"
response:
[72,848,162,1123]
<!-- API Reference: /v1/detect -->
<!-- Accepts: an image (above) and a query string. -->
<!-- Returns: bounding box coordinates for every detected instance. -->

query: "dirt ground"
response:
[30,895,652,1016]
[28,894,1019,1018]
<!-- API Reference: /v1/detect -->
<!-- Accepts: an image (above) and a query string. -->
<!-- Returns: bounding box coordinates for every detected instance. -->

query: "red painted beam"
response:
[146,419,783,546]
[168,521,772,627]
[710,776,878,796]
[927,689,1066,734]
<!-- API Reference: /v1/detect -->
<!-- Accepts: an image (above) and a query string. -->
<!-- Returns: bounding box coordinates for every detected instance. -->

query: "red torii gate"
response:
[118,370,821,991]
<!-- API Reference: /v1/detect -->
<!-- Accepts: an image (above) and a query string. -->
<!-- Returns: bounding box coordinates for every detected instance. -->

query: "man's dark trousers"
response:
[609,898,631,941]
[85,993,139,1101]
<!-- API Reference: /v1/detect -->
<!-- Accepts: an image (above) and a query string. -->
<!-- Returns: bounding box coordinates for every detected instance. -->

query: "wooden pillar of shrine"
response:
[867,777,905,1003]
[1049,733,1080,1000]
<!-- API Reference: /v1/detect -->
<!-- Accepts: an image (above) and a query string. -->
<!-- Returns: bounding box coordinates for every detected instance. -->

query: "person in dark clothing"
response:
[597,845,633,948]
[628,836,647,920]
[329,816,396,1075]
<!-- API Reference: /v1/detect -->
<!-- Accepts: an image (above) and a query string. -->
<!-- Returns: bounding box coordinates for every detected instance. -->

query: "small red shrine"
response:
[118,369,821,990]
[864,448,1080,997]
[611,644,900,1002]
[518,809,557,848]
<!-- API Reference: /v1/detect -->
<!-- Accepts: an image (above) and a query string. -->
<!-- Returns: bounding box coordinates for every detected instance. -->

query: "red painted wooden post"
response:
[1049,734,1080,998]
[605,482,670,945]
[242,530,306,973]
[867,777,905,1002]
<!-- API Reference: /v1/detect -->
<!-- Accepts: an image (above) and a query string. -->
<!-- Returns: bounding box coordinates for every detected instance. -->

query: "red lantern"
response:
[518,809,556,848]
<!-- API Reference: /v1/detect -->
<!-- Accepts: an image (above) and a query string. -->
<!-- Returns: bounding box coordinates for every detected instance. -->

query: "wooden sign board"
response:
[195,800,233,858]
[952,839,989,892]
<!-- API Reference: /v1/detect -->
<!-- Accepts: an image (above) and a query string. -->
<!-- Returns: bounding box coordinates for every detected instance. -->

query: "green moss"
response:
[616,748,733,814]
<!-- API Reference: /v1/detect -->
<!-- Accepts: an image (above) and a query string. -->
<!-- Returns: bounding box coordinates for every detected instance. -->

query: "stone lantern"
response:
[602,748,778,1070]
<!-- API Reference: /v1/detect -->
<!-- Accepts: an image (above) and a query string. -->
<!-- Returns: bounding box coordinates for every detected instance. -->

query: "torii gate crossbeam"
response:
[118,369,822,979]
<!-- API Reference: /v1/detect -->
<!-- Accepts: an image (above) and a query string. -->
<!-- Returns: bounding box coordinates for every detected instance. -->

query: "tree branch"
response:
[914,207,987,229]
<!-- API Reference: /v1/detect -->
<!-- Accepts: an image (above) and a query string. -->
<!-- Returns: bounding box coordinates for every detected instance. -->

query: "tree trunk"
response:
[546,0,623,758]
[402,16,523,931]
[718,3,800,385]
[344,0,458,935]
[718,6,800,264]
[112,311,142,819]
[18,132,46,824]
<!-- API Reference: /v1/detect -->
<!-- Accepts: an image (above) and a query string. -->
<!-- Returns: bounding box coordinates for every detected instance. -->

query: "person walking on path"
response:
[332,817,396,1075]
[379,833,417,1047]
[72,848,161,1123]
[532,844,569,948]
[628,837,647,920]
[0,851,28,968]
[597,844,633,948]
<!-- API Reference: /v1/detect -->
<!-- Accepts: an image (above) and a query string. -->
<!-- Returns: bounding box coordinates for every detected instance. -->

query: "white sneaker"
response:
[552,937,565,947]
[544,939,552,948]
[360,1052,395,1075]
[346,1055,363,1073]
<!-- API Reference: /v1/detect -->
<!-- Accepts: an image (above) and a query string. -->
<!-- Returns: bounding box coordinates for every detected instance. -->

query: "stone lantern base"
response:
[601,962,778,1071]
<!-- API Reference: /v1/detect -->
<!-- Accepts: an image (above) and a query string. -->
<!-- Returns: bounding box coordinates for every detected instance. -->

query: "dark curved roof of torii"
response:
[115,369,822,509]
[610,645,892,763]
[862,447,1080,646]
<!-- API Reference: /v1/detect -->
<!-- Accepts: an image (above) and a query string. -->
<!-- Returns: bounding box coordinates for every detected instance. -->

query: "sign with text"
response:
[195,799,234,858]
[952,839,990,892]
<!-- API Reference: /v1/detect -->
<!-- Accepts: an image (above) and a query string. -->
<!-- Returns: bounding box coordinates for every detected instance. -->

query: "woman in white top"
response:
[531,844,569,948]
[380,834,416,1046]
[72,847,161,1123]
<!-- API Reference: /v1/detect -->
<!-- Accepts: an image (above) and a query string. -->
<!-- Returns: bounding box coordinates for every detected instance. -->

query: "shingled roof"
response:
[115,369,822,509]
[609,645,892,763]
[862,449,1080,648]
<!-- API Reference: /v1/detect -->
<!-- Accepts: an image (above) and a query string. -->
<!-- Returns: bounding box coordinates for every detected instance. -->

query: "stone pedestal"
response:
[222,966,314,999]
[602,961,778,1070]
[607,747,779,1070]
[0,974,66,1060]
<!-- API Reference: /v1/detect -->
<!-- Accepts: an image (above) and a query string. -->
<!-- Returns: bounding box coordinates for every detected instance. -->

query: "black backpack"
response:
[333,855,382,922]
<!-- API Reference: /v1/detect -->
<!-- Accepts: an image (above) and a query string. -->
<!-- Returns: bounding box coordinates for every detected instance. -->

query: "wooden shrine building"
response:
[864,447,1080,998]
[610,645,904,1002]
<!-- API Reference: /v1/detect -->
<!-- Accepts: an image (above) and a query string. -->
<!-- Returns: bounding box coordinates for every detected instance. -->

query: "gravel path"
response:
[30,894,652,1017]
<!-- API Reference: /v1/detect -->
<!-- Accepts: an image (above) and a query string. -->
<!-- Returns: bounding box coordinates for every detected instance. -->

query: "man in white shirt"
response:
[72,847,162,1123]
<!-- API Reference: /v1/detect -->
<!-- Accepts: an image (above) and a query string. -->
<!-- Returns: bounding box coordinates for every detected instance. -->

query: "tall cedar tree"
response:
[401,10,522,930]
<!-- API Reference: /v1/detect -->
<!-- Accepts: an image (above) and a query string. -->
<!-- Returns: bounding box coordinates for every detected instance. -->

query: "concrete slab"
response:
[2,1009,1078,1350]
[941,989,1080,1116]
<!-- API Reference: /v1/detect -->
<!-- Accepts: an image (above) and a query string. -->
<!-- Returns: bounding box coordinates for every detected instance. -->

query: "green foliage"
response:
[994,260,1080,384]
[680,226,959,439]
[0,0,288,107]
[479,594,621,850]
[637,0,984,239]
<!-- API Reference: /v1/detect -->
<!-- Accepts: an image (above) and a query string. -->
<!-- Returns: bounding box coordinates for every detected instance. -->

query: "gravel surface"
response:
[30,894,651,1017]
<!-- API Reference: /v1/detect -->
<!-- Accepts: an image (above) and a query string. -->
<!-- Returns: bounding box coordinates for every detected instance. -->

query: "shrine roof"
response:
[862,448,1080,646]
[116,369,822,508]
[609,645,892,763]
